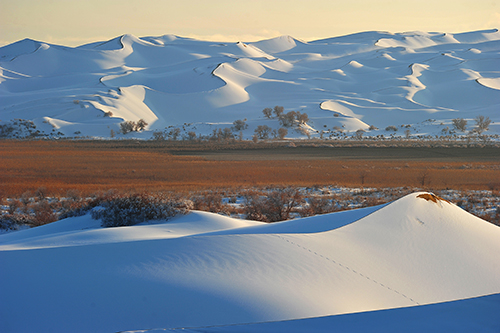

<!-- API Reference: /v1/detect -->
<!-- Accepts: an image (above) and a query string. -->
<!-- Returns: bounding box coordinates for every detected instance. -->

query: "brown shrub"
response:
[91,192,192,227]
[300,196,333,217]
[192,191,229,214]
[8,200,22,214]
[33,200,58,226]
[243,188,303,222]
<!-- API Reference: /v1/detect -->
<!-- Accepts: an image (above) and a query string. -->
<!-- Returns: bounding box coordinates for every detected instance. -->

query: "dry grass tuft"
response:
[416,193,451,204]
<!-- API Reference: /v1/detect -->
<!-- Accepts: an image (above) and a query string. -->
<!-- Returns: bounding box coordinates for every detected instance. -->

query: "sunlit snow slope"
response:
[0,30,499,138]
[1,192,499,332]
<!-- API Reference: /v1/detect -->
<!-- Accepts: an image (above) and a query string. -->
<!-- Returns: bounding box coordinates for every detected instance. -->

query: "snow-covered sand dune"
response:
[1,30,499,138]
[155,293,500,332]
[1,192,499,332]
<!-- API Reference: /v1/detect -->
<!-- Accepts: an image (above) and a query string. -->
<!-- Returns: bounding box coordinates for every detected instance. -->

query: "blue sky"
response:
[1,0,499,46]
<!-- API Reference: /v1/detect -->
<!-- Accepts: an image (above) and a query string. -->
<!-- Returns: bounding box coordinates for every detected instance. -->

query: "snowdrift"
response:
[1,192,499,332]
[1,30,499,138]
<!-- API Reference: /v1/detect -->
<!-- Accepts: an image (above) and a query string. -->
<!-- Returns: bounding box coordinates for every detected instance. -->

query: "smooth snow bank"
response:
[1,192,500,333]
[0,211,261,250]
[206,204,384,236]
[157,293,500,332]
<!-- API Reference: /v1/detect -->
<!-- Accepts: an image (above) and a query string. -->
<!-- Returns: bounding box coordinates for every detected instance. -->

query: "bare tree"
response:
[278,127,288,139]
[474,115,491,134]
[273,106,284,118]
[296,112,309,124]
[262,107,273,118]
[119,119,148,134]
[360,170,369,185]
[298,126,311,139]
[221,127,234,140]
[354,129,365,140]
[452,118,467,132]
[168,128,181,140]
[152,131,166,140]
[254,125,273,139]
[418,169,430,187]
[280,111,297,127]
[135,119,148,131]
[232,119,248,131]
[120,121,136,134]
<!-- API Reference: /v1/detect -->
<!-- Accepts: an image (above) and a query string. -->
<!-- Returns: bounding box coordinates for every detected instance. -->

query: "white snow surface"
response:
[1,30,499,138]
[1,192,500,332]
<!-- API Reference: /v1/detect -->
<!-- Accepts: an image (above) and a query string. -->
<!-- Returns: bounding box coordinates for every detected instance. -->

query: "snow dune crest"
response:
[252,35,299,53]
[1,192,499,332]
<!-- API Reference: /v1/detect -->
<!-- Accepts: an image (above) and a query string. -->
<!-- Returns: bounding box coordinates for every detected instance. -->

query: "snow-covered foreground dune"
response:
[1,192,499,332]
[1,30,499,138]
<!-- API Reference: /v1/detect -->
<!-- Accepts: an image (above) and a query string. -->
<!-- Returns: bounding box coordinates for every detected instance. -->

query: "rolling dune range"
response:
[1,29,499,139]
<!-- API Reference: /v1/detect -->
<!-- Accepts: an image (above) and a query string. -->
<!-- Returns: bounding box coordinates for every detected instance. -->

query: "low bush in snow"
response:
[91,192,193,227]
[192,191,231,214]
[0,214,33,232]
[1,198,58,229]
[32,200,58,226]
[243,187,303,222]
[299,196,334,217]
[1,185,499,233]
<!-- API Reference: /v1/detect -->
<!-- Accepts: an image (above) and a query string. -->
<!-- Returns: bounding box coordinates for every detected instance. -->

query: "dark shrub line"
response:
[2,187,499,232]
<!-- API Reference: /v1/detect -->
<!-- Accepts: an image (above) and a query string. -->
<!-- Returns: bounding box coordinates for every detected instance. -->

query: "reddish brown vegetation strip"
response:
[0,140,499,197]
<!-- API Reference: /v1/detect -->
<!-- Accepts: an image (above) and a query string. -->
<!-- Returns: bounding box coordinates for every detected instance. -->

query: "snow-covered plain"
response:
[1,192,500,332]
[1,30,499,139]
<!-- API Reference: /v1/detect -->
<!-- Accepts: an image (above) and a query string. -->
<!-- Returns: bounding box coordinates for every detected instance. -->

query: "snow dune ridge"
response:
[1,192,499,332]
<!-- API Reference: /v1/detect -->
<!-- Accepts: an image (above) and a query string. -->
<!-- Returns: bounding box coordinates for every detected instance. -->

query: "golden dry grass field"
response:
[0,140,499,197]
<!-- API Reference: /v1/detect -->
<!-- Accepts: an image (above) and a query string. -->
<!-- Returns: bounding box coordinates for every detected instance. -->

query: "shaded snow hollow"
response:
[0,30,499,139]
[1,192,499,332]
